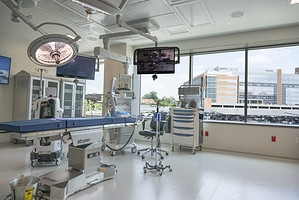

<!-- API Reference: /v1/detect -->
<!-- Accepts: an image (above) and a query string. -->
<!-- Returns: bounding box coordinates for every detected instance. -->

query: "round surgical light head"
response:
[27,34,79,67]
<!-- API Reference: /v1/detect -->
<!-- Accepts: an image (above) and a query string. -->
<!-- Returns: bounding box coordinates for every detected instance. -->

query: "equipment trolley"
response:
[170,108,203,154]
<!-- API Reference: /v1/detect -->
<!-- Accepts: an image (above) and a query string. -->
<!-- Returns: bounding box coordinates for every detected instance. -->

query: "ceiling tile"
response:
[164,25,189,35]
[124,0,174,19]
[152,13,184,28]
[173,0,214,27]
[36,0,87,25]
[78,23,108,34]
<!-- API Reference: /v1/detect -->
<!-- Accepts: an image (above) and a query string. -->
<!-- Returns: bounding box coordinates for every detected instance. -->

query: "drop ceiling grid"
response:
[171,0,214,28]
[35,0,115,35]
[123,0,174,20]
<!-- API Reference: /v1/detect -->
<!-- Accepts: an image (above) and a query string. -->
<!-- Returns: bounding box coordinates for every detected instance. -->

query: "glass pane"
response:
[85,63,104,117]
[193,51,245,121]
[140,55,190,116]
[75,85,84,117]
[47,81,58,97]
[248,46,299,125]
[31,79,44,119]
[63,84,73,118]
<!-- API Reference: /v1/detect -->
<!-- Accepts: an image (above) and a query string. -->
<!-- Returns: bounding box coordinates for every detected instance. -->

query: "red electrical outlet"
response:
[271,136,276,142]
[205,131,209,136]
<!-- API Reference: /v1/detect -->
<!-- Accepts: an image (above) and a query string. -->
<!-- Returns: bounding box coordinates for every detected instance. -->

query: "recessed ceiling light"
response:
[290,0,299,4]
[66,34,82,41]
[230,11,245,18]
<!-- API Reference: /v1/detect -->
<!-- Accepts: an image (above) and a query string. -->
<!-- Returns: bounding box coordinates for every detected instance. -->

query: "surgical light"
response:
[27,23,81,67]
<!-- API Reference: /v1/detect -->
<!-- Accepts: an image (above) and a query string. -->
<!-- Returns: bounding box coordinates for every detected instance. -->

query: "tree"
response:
[142,91,159,101]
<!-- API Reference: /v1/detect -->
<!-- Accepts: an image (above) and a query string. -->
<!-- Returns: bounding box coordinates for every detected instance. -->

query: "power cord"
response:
[104,126,135,152]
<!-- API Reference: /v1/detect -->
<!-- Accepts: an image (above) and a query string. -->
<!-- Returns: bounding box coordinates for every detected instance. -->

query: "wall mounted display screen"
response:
[134,47,180,74]
[56,55,96,80]
[0,55,11,85]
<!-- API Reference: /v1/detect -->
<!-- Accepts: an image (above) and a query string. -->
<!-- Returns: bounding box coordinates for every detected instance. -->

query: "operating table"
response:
[0,117,138,199]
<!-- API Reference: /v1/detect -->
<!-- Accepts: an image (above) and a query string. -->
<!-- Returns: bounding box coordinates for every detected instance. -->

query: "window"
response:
[138,44,299,125]
[140,56,190,116]
[192,51,245,121]
[247,45,299,124]
[85,63,104,117]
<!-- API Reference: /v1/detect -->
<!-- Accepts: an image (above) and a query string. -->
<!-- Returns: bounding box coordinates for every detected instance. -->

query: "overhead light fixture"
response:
[27,22,81,67]
[72,0,123,16]
[230,11,245,18]
[28,34,79,67]
[1,0,82,67]
[19,0,39,8]
[289,0,299,4]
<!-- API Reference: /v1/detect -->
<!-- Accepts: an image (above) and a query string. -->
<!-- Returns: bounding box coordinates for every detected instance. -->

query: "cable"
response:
[104,126,135,152]
[3,194,11,200]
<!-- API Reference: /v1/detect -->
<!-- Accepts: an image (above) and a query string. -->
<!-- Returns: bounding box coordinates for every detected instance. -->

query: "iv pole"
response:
[143,100,172,176]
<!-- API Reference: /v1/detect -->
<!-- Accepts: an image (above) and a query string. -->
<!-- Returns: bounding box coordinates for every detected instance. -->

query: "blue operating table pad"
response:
[0,119,65,133]
[0,117,137,133]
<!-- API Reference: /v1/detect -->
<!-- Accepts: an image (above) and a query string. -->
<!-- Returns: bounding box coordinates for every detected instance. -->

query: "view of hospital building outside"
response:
[189,67,299,124]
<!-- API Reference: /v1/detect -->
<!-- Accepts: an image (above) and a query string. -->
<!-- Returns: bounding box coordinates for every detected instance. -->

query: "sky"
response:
[86,46,299,99]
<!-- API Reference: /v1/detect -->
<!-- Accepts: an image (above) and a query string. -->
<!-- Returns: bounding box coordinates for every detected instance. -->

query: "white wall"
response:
[0,24,56,142]
[203,122,299,159]
[135,120,299,159]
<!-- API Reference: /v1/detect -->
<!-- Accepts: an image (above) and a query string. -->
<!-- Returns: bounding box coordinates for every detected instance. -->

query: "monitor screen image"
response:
[0,55,11,85]
[134,47,180,74]
[56,55,96,80]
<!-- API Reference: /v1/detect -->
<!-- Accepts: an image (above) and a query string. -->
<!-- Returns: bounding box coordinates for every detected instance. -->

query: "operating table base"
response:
[38,166,116,199]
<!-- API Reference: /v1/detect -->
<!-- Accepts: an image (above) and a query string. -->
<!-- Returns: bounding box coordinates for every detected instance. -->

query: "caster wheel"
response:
[199,146,202,151]
[144,169,147,174]
[131,147,137,153]
[31,161,36,167]
[101,145,106,151]
[161,156,164,160]
[137,151,140,155]
[110,151,116,156]
[192,150,196,155]
[171,146,174,151]
[12,139,18,144]
[165,152,169,156]
[169,168,173,172]
[141,155,145,159]
[159,172,163,176]
[55,159,61,166]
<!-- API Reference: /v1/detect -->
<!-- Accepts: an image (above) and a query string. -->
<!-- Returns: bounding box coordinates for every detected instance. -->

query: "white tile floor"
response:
[0,142,299,200]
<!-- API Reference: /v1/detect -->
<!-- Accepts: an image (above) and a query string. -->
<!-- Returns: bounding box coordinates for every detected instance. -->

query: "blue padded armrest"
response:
[0,119,66,133]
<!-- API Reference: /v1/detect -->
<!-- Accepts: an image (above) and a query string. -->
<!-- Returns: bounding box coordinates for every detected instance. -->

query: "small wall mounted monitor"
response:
[134,47,180,74]
[0,55,11,85]
[56,55,96,80]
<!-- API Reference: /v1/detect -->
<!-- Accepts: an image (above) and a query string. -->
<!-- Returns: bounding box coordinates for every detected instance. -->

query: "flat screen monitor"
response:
[134,47,180,74]
[56,55,96,80]
[0,55,11,85]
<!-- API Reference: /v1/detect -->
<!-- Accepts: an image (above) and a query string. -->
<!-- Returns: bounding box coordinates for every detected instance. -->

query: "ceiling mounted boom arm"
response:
[118,0,128,10]
[116,15,158,46]
[1,0,46,35]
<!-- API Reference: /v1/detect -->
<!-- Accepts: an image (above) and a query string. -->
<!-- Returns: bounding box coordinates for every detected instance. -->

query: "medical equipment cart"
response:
[170,107,203,154]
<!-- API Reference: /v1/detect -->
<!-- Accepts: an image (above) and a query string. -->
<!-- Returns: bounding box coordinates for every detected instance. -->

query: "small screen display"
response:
[0,55,11,85]
[56,55,96,80]
[135,47,177,74]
